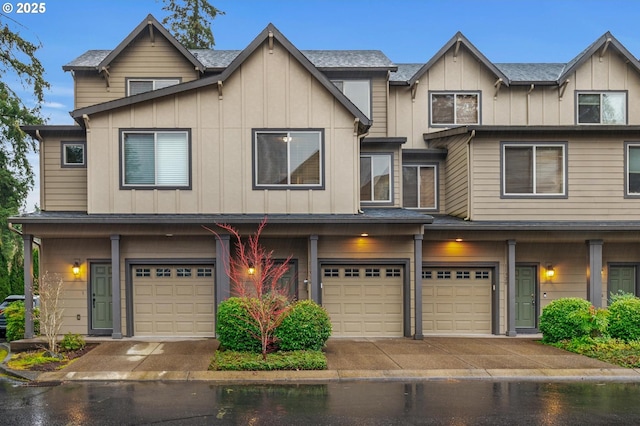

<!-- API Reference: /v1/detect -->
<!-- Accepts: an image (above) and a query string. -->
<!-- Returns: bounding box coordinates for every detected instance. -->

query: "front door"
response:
[516,266,536,329]
[90,263,112,334]
[609,266,636,299]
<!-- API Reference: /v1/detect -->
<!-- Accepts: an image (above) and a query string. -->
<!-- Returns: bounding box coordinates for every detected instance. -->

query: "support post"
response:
[216,234,231,303]
[587,240,604,308]
[23,234,34,339]
[506,240,517,336]
[414,234,423,340]
[110,235,122,339]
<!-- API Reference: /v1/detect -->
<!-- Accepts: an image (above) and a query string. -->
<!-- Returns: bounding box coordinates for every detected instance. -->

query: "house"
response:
[12,15,640,340]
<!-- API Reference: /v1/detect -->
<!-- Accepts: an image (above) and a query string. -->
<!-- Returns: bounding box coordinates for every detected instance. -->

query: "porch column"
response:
[506,240,517,336]
[23,234,34,339]
[216,234,230,302]
[110,235,122,339]
[310,235,319,303]
[413,234,423,340]
[586,239,604,308]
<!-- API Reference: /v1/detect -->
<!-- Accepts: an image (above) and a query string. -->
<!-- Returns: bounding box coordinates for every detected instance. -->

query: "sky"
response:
[5,0,640,211]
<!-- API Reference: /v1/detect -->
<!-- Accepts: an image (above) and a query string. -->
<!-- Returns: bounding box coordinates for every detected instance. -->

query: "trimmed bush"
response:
[539,297,594,343]
[275,300,332,351]
[5,301,40,342]
[60,332,86,352]
[216,297,261,353]
[608,294,640,342]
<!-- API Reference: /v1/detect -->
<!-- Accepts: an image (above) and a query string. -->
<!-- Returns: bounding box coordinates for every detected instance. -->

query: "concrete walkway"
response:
[4,337,640,383]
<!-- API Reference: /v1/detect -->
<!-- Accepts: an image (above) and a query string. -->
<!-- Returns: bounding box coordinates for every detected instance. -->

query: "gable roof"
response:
[557,31,640,84]
[63,14,206,73]
[408,32,510,87]
[71,22,372,132]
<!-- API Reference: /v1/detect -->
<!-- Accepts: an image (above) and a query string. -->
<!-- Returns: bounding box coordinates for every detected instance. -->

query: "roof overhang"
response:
[21,125,86,139]
[423,125,640,142]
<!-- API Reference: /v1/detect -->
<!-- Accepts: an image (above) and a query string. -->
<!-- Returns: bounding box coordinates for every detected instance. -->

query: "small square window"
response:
[61,142,86,167]
[431,92,479,126]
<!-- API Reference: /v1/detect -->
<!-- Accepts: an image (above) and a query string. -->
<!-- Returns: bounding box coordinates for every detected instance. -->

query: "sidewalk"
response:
[3,336,640,383]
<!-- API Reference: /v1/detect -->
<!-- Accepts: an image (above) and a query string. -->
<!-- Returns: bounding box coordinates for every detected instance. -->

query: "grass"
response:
[7,350,66,370]
[210,349,327,371]
[550,336,640,368]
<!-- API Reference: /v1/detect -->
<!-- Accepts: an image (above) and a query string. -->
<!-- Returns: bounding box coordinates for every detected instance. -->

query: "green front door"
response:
[516,266,536,329]
[91,264,112,331]
[609,266,636,299]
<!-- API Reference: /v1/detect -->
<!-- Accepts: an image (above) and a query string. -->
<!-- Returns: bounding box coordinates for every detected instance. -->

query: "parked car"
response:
[0,295,40,336]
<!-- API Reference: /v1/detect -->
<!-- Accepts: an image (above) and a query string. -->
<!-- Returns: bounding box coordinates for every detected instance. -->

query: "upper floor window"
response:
[502,143,566,197]
[254,130,323,189]
[121,130,190,189]
[361,154,392,203]
[127,78,181,96]
[403,164,437,210]
[626,143,640,196]
[61,141,86,168]
[332,80,371,118]
[577,92,626,124]
[430,92,479,126]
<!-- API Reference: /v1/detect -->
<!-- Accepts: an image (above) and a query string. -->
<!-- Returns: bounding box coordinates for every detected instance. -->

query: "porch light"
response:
[72,260,81,278]
[248,264,256,275]
[545,264,555,279]
[360,233,369,237]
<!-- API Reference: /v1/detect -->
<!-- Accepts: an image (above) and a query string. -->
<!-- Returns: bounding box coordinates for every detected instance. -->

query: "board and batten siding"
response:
[368,76,388,137]
[41,136,87,212]
[73,30,199,109]
[86,39,361,215]
[470,136,640,221]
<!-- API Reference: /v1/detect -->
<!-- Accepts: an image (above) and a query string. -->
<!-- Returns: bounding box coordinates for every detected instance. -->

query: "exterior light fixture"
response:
[72,260,81,278]
[545,264,555,279]
[360,233,369,237]
[455,238,463,242]
[248,264,256,275]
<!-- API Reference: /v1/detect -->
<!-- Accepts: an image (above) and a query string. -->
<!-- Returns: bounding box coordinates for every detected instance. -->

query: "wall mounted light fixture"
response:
[72,260,81,278]
[545,264,555,280]
[247,264,256,276]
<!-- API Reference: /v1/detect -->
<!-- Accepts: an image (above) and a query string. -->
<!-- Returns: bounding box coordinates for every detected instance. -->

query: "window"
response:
[627,143,640,196]
[577,92,626,124]
[332,80,371,118]
[127,79,180,96]
[502,143,566,196]
[403,164,437,209]
[121,130,190,188]
[61,142,86,167]
[254,130,323,188]
[361,154,392,203]
[430,92,479,125]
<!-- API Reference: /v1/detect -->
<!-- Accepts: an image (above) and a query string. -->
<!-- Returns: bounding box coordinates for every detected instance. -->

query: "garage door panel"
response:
[423,268,492,334]
[323,264,403,337]
[133,264,215,337]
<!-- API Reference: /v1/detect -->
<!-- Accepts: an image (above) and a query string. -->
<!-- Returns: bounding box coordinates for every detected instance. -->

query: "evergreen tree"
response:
[0,251,10,300]
[9,250,23,295]
[161,0,224,49]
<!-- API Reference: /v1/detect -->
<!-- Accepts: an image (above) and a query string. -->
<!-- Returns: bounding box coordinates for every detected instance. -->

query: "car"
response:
[0,295,40,336]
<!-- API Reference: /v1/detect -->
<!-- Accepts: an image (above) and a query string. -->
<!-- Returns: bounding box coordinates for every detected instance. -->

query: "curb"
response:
[0,342,40,382]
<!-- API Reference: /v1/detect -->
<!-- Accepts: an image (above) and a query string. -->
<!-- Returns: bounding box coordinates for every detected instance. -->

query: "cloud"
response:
[43,101,67,109]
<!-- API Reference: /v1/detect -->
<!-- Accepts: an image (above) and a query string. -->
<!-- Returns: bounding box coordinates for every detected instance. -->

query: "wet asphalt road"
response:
[2,378,640,425]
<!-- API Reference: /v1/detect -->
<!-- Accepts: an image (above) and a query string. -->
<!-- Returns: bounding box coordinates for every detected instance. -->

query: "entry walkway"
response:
[5,337,640,383]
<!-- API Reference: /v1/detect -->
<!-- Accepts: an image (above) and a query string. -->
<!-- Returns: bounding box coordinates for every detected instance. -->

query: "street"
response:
[1,378,640,424]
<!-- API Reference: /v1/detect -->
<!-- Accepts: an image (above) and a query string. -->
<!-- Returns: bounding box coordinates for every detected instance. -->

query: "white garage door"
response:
[322,265,404,337]
[133,265,215,337]
[422,268,492,334]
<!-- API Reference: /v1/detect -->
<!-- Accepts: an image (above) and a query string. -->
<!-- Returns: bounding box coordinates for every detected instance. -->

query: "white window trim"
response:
[430,91,480,126]
[402,164,438,210]
[360,153,393,204]
[253,129,324,189]
[576,91,627,125]
[501,142,567,198]
[120,129,191,189]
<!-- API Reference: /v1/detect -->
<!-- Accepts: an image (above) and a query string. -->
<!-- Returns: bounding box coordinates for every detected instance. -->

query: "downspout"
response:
[464,129,476,221]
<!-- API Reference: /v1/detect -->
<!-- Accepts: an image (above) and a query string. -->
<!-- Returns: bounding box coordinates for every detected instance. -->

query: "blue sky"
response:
[6,0,640,210]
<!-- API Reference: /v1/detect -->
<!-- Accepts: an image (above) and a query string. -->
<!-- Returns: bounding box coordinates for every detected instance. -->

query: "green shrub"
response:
[539,297,594,343]
[211,349,327,371]
[275,300,332,351]
[60,332,86,352]
[5,301,40,342]
[216,297,261,353]
[608,294,640,342]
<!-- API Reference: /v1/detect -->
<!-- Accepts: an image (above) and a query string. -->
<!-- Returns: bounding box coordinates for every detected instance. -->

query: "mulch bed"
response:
[26,344,98,372]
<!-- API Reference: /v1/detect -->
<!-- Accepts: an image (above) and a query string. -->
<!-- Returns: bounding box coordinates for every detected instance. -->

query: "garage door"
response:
[133,265,215,337]
[422,268,492,334]
[322,265,403,337]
